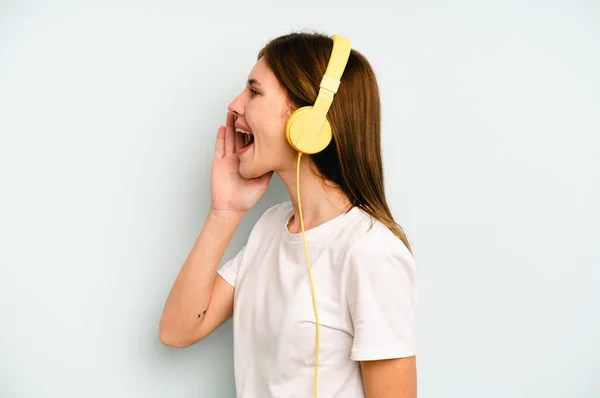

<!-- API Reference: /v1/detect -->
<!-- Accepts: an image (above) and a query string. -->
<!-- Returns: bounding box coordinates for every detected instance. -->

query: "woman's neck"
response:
[276,156,352,234]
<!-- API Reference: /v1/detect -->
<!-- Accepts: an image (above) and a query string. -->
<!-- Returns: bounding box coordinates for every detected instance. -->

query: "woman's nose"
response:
[227,92,245,116]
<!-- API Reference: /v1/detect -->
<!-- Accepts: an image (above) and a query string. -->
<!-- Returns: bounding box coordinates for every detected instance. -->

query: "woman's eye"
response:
[249,88,259,97]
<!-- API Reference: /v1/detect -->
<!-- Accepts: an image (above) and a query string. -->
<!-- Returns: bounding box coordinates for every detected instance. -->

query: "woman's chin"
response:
[239,163,260,179]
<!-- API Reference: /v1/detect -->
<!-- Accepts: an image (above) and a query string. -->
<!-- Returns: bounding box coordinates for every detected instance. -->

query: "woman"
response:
[160,32,419,397]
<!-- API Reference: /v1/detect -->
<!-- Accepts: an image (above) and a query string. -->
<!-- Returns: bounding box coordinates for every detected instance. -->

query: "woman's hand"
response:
[209,112,272,215]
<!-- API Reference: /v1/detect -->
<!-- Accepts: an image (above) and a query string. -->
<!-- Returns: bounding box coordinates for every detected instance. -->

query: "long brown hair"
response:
[258,32,412,254]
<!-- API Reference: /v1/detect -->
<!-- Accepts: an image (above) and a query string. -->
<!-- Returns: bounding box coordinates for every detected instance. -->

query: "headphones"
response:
[283,34,352,398]
[285,34,352,155]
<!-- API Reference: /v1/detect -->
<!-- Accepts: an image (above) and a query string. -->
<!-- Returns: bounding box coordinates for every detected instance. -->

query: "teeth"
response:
[236,128,253,135]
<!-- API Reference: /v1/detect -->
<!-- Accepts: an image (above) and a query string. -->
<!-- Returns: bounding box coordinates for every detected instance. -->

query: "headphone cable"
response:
[296,151,320,398]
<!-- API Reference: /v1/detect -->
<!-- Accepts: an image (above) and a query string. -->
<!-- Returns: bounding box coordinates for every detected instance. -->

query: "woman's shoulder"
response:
[340,209,414,266]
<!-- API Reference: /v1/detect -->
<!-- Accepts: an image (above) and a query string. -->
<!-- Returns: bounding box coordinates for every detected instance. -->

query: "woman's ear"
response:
[281,98,295,120]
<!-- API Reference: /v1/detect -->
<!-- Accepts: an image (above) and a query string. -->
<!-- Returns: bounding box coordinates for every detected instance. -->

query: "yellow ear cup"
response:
[285,106,332,154]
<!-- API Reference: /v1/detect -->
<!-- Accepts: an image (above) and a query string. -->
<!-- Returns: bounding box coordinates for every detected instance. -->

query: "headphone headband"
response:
[321,34,352,92]
[311,35,351,122]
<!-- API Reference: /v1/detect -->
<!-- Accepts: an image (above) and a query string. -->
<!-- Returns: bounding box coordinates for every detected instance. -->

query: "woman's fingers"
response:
[225,111,235,155]
[214,125,225,158]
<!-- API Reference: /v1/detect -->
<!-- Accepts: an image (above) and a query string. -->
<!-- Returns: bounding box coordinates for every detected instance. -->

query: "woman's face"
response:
[227,56,297,179]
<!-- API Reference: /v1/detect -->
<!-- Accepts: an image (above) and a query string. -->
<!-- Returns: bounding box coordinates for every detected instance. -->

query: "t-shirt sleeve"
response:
[217,245,245,288]
[345,234,419,361]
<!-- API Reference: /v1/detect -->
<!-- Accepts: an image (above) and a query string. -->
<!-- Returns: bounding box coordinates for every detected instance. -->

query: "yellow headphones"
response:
[285,34,352,154]
[284,34,351,398]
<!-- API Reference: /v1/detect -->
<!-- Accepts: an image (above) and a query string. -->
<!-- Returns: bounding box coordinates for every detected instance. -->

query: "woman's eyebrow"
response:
[247,78,261,87]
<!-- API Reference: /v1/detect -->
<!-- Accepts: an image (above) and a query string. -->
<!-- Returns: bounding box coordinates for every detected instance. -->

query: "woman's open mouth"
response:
[236,127,254,154]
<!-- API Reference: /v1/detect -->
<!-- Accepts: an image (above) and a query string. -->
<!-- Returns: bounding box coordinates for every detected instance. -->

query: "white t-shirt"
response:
[217,201,418,398]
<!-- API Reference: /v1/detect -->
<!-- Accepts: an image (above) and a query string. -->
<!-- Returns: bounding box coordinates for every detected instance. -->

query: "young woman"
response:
[160,32,419,398]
